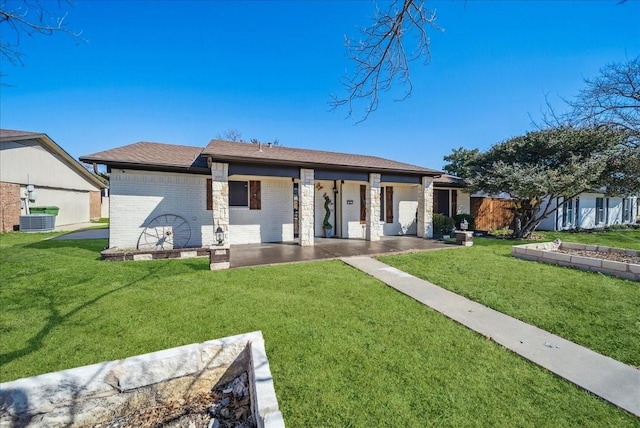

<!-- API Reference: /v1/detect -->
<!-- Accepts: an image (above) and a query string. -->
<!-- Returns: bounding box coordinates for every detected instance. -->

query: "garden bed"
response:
[511,241,640,281]
[0,332,284,428]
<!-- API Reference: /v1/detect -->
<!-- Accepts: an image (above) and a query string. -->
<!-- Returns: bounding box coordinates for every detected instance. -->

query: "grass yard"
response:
[1,232,638,426]
[381,230,640,368]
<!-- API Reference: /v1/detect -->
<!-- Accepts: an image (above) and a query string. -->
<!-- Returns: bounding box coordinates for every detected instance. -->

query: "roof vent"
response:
[20,214,56,232]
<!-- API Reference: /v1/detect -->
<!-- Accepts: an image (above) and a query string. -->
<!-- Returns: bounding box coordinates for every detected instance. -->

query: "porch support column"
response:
[210,162,230,270]
[366,173,381,241]
[299,168,315,246]
[417,176,434,239]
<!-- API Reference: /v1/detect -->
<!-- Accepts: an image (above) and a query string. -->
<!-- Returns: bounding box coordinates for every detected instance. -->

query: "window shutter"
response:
[206,179,212,210]
[380,187,385,222]
[249,180,261,210]
[360,185,367,223]
[385,186,393,223]
[451,190,458,217]
[433,189,439,214]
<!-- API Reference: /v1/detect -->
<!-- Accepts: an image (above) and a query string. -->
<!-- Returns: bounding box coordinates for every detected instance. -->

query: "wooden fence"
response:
[470,197,514,231]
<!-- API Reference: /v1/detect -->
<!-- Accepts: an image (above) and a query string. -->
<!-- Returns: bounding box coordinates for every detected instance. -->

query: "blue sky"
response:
[1,0,639,170]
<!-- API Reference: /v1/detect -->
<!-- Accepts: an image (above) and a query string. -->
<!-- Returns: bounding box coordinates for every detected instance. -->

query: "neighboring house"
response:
[538,193,638,231]
[433,174,471,217]
[0,129,107,232]
[80,139,451,250]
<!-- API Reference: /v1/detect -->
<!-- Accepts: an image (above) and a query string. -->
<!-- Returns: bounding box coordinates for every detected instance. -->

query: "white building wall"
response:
[456,191,471,215]
[380,184,418,236]
[537,196,558,231]
[109,170,213,249]
[607,198,623,225]
[342,182,367,239]
[0,140,99,191]
[228,176,293,245]
[578,193,599,229]
[33,188,90,226]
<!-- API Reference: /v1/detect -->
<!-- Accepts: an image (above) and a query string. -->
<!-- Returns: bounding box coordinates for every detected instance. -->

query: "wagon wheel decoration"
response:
[138,214,191,250]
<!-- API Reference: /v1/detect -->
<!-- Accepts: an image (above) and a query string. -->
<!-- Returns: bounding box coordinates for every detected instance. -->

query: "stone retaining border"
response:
[0,331,284,427]
[511,242,639,282]
[100,247,210,261]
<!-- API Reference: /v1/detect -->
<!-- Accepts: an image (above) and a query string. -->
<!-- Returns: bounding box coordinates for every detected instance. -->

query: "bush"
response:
[433,213,455,235]
[453,214,475,231]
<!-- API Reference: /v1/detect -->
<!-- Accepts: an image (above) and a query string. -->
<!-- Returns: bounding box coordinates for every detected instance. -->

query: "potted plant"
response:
[433,213,455,239]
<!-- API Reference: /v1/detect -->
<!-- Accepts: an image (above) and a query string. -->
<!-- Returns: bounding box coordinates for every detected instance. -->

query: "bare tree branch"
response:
[330,0,441,123]
[536,57,640,148]
[0,0,84,68]
[216,129,244,142]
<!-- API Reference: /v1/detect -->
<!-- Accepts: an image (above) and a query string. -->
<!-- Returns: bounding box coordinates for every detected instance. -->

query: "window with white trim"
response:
[595,197,605,225]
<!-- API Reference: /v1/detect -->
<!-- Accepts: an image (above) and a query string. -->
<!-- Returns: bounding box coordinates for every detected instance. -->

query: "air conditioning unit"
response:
[20,214,56,232]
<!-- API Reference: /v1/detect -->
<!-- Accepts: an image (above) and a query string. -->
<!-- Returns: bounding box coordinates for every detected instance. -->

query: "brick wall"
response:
[109,170,214,249]
[229,177,293,245]
[89,191,101,220]
[0,182,21,232]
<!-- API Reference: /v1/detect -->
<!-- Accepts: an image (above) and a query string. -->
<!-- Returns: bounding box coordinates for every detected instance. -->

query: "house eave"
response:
[205,154,441,177]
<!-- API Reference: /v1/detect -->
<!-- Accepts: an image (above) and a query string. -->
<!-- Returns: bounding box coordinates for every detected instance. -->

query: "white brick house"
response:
[81,140,447,251]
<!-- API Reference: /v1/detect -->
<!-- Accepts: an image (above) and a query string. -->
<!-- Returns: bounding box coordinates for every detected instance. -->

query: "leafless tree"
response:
[330,0,441,122]
[216,129,243,142]
[0,0,84,67]
[567,57,640,146]
[538,57,640,148]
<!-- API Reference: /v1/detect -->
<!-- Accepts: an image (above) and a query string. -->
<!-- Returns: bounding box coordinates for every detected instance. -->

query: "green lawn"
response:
[381,230,640,367]
[1,232,638,426]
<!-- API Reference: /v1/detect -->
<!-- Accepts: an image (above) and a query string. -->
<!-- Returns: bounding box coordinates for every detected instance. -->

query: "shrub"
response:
[433,213,455,235]
[453,214,475,231]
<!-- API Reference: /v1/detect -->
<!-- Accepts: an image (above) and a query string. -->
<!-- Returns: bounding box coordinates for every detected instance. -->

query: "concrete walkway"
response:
[52,226,109,240]
[342,256,640,417]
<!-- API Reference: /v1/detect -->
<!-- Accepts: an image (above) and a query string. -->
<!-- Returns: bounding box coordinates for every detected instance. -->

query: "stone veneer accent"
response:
[417,176,434,239]
[0,331,285,428]
[512,241,640,282]
[299,168,315,246]
[211,162,231,269]
[366,173,381,241]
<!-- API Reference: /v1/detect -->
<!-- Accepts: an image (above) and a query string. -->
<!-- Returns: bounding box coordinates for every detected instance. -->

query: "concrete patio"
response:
[229,236,454,268]
[54,228,456,268]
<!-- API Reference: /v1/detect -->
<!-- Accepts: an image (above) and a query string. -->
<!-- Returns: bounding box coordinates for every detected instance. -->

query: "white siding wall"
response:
[577,193,599,229]
[1,139,103,226]
[109,170,213,249]
[0,140,98,191]
[33,188,90,226]
[537,196,558,231]
[607,198,623,225]
[228,176,293,245]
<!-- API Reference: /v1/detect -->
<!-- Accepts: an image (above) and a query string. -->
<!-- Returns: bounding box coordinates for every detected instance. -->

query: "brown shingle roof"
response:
[203,140,442,176]
[80,142,208,170]
[434,174,467,187]
[0,129,44,140]
[81,139,445,177]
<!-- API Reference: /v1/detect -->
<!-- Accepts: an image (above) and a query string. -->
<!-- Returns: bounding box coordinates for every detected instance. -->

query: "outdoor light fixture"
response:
[333,187,338,193]
[215,226,224,245]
